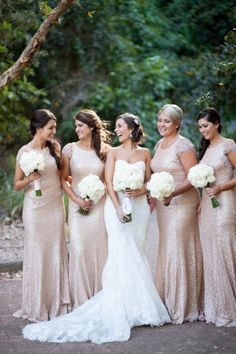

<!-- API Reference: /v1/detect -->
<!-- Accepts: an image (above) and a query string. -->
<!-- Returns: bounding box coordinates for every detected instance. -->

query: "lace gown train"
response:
[22,160,170,344]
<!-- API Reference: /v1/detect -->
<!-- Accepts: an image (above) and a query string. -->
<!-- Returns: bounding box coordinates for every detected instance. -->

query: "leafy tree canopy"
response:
[1,0,235,155]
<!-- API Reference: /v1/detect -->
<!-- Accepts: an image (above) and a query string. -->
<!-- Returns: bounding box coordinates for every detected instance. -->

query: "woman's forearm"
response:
[61,179,80,204]
[172,180,193,197]
[14,176,30,191]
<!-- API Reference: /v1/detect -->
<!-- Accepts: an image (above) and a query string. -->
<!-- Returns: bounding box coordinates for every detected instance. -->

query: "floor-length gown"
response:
[22,160,170,343]
[199,138,236,327]
[63,143,107,309]
[151,135,203,324]
[13,145,70,321]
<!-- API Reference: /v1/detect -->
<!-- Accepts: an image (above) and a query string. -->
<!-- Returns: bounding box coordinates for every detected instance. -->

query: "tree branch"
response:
[0,0,75,89]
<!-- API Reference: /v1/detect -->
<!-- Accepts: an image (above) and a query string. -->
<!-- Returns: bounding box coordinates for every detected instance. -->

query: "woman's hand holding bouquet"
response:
[147,172,175,206]
[19,150,45,196]
[187,164,220,208]
[77,174,105,215]
[113,163,144,223]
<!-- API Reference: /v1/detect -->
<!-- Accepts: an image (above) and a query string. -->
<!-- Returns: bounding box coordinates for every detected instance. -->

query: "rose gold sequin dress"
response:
[199,138,236,327]
[13,145,70,321]
[151,135,203,324]
[62,143,107,309]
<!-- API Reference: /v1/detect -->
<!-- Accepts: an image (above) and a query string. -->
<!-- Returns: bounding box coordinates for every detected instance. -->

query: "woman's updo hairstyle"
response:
[197,107,222,160]
[157,104,183,130]
[116,112,145,144]
[30,109,61,169]
[75,109,111,161]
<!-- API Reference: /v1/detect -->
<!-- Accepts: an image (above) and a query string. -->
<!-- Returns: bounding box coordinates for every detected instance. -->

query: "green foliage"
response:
[0,71,50,154]
[0,1,52,154]
[33,0,235,148]
[0,157,24,219]
[39,1,53,18]
[1,1,236,151]
[1,0,236,216]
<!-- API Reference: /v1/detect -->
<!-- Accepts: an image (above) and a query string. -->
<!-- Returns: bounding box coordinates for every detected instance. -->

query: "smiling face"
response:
[198,117,219,141]
[75,119,93,141]
[115,118,132,143]
[157,112,178,138]
[38,119,56,142]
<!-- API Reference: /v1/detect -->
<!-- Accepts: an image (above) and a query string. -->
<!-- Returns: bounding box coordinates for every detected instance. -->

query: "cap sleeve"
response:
[62,143,72,159]
[154,140,162,151]
[176,137,195,155]
[223,139,236,154]
[16,145,28,162]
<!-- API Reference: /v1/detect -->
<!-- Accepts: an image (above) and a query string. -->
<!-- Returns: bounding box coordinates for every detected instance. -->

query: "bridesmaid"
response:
[61,109,111,310]
[151,104,203,324]
[13,109,70,321]
[197,107,236,327]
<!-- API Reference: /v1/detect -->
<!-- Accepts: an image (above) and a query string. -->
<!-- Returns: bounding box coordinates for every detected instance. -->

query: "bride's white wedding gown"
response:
[23,160,170,344]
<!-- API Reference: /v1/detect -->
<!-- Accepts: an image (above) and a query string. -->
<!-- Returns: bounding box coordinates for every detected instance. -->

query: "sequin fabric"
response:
[151,135,203,324]
[199,138,236,327]
[62,143,107,310]
[13,145,70,321]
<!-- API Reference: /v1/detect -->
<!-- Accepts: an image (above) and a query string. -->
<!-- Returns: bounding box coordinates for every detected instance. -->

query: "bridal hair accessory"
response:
[132,116,140,126]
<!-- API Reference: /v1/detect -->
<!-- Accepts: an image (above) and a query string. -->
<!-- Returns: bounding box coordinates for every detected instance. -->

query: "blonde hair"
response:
[158,104,183,129]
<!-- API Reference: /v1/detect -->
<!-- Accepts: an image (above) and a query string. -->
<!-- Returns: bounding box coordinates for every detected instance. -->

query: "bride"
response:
[23,113,170,344]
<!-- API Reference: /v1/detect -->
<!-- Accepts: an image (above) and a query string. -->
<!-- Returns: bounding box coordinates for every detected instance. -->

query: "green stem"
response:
[78,207,89,215]
[35,189,42,197]
[211,196,220,208]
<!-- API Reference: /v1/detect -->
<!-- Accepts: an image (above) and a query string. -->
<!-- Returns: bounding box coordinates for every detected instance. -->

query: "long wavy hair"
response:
[75,109,111,161]
[197,107,222,160]
[30,109,61,169]
[116,112,145,144]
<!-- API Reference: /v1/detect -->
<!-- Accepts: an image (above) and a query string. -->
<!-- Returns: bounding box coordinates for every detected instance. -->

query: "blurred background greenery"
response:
[0,0,236,217]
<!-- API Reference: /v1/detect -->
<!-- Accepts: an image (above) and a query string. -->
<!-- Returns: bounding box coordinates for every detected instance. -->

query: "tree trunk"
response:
[0,0,75,89]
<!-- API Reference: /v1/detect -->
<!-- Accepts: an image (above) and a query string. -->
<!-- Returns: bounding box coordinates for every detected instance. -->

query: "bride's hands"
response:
[125,189,140,199]
[116,206,128,223]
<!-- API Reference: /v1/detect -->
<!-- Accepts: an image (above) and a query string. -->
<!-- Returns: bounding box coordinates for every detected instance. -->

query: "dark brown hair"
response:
[30,109,61,169]
[75,109,111,161]
[116,112,145,144]
[197,107,221,160]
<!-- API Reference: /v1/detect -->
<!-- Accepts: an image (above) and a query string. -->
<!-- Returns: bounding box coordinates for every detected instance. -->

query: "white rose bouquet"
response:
[19,150,45,196]
[113,164,144,222]
[187,163,220,208]
[77,174,105,215]
[147,172,174,205]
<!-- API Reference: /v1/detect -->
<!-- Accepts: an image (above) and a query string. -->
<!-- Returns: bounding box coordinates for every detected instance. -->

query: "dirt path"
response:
[0,219,24,263]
